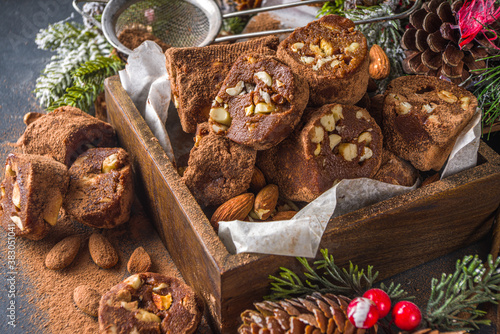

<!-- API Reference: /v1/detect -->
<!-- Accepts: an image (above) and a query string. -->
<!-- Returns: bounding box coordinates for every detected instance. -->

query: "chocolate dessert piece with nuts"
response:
[258,104,383,202]
[18,106,116,167]
[165,36,279,133]
[63,147,133,229]
[277,15,369,106]
[373,150,419,187]
[99,273,201,334]
[183,123,256,207]
[382,75,477,171]
[0,153,69,240]
[209,53,309,150]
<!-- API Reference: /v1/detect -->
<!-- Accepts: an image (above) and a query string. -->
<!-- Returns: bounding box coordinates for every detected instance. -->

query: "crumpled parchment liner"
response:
[118,41,174,162]
[219,111,481,258]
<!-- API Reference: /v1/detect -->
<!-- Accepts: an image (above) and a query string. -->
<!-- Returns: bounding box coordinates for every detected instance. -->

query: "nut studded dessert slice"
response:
[382,75,477,171]
[258,104,383,202]
[63,147,133,229]
[277,14,369,106]
[183,123,256,207]
[209,53,309,150]
[373,150,419,187]
[18,106,116,167]
[0,153,69,240]
[165,36,279,133]
[99,273,201,334]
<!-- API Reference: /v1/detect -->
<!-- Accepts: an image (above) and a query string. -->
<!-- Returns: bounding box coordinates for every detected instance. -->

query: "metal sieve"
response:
[73,0,421,55]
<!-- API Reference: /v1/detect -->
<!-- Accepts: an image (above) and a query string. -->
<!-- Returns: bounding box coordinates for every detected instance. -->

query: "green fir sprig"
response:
[317,0,346,17]
[425,254,500,331]
[34,18,120,112]
[47,55,124,112]
[266,249,408,301]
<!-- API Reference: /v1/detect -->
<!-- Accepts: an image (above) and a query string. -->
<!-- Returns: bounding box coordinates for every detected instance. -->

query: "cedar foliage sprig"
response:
[425,254,500,331]
[266,249,408,301]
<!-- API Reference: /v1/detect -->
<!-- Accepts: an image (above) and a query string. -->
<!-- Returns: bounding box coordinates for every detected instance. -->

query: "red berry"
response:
[392,301,422,331]
[363,288,391,318]
[347,297,379,329]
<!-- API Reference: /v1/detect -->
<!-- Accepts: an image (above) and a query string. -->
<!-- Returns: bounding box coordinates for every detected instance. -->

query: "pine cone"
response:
[401,0,493,85]
[238,292,378,334]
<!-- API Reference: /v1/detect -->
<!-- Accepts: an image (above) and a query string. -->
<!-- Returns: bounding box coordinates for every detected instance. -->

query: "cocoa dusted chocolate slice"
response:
[258,104,383,202]
[373,150,419,186]
[18,106,116,167]
[183,123,256,207]
[0,153,69,240]
[99,273,201,334]
[382,75,477,171]
[209,53,309,150]
[277,15,369,106]
[165,36,279,134]
[63,147,133,229]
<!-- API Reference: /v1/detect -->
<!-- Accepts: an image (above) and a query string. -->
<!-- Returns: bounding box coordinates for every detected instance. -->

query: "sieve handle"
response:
[222,0,326,18]
[215,0,421,44]
[72,0,109,30]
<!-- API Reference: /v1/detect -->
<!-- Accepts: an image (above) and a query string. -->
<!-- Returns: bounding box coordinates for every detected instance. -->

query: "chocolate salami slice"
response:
[258,104,383,202]
[277,15,369,106]
[63,147,133,229]
[209,53,309,150]
[183,123,256,207]
[99,273,201,334]
[18,106,116,167]
[165,36,279,134]
[0,153,69,240]
[382,75,477,171]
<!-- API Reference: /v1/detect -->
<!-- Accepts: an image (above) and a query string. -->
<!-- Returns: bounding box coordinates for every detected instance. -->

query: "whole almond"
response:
[254,184,279,220]
[73,285,100,317]
[127,247,152,274]
[369,44,390,80]
[210,193,255,230]
[45,235,81,270]
[88,233,119,269]
[249,167,266,193]
[23,112,44,126]
[272,211,298,221]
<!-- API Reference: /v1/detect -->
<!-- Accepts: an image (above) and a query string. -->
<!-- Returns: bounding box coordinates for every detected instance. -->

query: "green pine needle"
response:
[317,0,346,17]
[425,254,500,331]
[266,249,409,300]
[473,55,500,137]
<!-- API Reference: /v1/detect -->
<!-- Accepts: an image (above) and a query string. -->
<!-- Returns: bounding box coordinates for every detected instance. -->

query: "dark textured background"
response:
[0,0,499,332]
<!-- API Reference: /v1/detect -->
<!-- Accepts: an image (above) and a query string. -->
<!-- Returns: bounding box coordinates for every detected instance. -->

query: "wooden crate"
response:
[104,76,500,333]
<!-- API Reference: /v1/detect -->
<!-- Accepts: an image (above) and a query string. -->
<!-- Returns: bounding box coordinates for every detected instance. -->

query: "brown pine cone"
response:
[238,292,378,334]
[401,0,497,85]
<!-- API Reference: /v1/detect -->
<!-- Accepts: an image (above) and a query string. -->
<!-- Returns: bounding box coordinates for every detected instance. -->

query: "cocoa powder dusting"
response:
[0,198,212,333]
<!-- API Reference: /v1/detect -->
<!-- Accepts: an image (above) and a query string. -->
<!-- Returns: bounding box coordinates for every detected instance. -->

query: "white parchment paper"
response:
[118,41,175,162]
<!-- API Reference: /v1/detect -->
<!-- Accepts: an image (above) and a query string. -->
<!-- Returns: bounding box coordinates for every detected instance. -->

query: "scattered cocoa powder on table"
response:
[0,199,213,333]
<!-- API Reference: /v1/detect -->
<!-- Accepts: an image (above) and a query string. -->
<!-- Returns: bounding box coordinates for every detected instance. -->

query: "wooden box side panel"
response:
[104,77,228,328]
